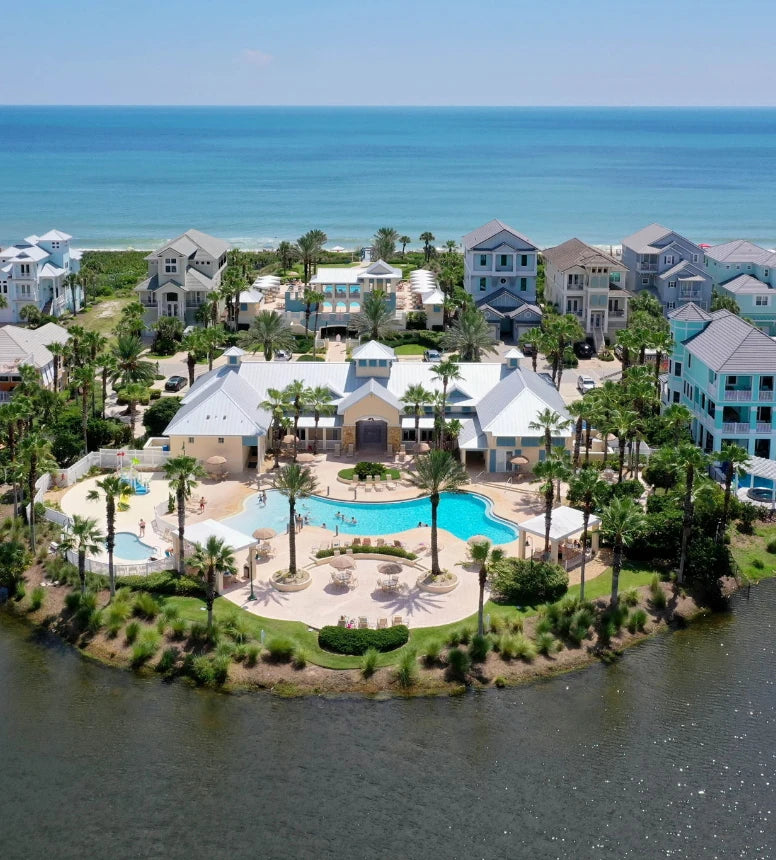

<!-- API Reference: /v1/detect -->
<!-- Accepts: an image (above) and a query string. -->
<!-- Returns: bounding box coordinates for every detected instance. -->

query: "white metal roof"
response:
[183,519,256,551]
[475,368,571,437]
[352,340,395,360]
[518,506,601,541]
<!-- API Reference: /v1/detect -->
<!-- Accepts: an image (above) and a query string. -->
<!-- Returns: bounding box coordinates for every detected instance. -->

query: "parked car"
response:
[577,374,596,394]
[274,350,292,361]
[164,375,187,392]
[574,341,595,359]
[423,349,442,362]
[521,343,537,357]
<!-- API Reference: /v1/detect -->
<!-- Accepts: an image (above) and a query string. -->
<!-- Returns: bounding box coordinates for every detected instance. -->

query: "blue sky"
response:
[5,0,776,105]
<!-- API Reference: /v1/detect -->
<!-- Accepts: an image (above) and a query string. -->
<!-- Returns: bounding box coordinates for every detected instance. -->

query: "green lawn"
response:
[166,563,659,670]
[730,522,776,582]
[393,344,427,356]
[297,355,325,362]
[338,467,401,481]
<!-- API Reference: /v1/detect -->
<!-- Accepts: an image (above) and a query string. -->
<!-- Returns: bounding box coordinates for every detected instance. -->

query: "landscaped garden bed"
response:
[318,624,410,655]
[417,571,459,593]
[315,545,417,561]
[271,569,312,592]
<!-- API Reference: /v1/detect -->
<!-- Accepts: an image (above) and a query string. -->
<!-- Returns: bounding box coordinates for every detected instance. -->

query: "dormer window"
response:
[164,257,177,273]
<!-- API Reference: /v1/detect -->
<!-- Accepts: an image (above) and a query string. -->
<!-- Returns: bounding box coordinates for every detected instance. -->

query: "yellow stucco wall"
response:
[168,435,249,472]
[341,395,400,425]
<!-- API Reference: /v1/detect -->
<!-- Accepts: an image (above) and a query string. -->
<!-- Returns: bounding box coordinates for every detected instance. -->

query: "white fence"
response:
[63,549,172,578]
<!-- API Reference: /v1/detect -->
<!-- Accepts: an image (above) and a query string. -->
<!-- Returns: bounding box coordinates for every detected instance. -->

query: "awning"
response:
[742,455,773,480]
[518,506,601,541]
[183,519,257,552]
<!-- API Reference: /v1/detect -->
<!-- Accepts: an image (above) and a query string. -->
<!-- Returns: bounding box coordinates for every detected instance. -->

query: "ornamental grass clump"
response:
[124,620,140,645]
[650,574,667,610]
[265,635,295,662]
[568,606,596,645]
[361,647,379,678]
[132,592,161,621]
[131,629,161,667]
[622,588,640,607]
[395,649,418,688]
[244,644,261,667]
[422,640,442,666]
[156,646,180,674]
[627,608,648,633]
[292,646,308,669]
[535,631,560,656]
[513,634,536,662]
[469,633,490,663]
[29,586,45,612]
[447,646,472,681]
[169,617,188,640]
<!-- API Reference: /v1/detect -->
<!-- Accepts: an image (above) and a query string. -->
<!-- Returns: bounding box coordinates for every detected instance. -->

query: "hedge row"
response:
[115,571,206,597]
[318,625,409,655]
[315,545,417,561]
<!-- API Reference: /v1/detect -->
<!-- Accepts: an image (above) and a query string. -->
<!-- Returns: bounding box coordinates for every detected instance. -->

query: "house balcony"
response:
[722,422,750,434]
[608,309,626,318]
[0,391,12,403]
[637,261,658,272]
[757,422,772,433]
[759,389,775,401]
[678,290,701,301]
[722,389,753,401]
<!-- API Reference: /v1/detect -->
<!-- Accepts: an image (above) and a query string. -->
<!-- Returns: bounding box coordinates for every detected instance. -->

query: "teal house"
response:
[705,240,776,334]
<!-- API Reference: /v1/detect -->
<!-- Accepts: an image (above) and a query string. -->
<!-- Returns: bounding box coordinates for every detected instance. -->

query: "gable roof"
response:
[659,259,707,281]
[37,229,72,242]
[352,340,395,360]
[705,239,776,266]
[683,310,776,372]
[667,302,712,322]
[0,322,69,372]
[542,238,622,271]
[364,259,401,276]
[148,230,230,261]
[462,220,537,251]
[336,378,402,414]
[621,223,673,253]
[718,274,772,295]
[475,368,570,436]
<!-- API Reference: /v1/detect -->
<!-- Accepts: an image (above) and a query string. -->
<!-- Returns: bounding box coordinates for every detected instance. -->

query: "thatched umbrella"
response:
[253,527,276,540]
[410,441,430,454]
[509,455,529,466]
[282,434,300,445]
[377,562,402,576]
[206,455,227,465]
[467,535,490,546]
[329,555,355,570]
[297,452,315,464]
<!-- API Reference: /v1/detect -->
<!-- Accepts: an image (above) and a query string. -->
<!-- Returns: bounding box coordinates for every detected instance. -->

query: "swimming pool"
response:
[113,532,156,561]
[223,491,519,545]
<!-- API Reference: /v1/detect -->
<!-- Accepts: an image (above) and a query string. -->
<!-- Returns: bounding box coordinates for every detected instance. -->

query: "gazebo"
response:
[516,505,601,567]
[173,519,259,592]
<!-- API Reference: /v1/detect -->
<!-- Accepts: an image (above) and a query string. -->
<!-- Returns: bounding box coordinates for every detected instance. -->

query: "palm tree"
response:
[351,289,399,341]
[600,497,646,608]
[662,403,692,446]
[111,333,156,388]
[419,232,435,263]
[64,272,80,315]
[305,289,326,358]
[651,329,673,393]
[164,454,206,576]
[441,308,498,361]
[401,384,433,447]
[519,329,542,373]
[541,314,584,388]
[296,230,327,284]
[276,241,297,273]
[239,310,295,361]
[283,380,308,461]
[118,302,145,338]
[273,464,318,577]
[119,382,148,435]
[87,475,125,599]
[181,329,205,387]
[529,407,571,461]
[260,387,291,469]
[467,539,504,636]
[719,442,750,537]
[534,454,572,554]
[399,235,411,257]
[430,358,462,447]
[373,227,399,262]
[305,385,335,454]
[98,351,117,419]
[674,443,709,584]
[18,432,57,553]
[47,340,66,391]
[609,406,639,482]
[71,363,95,453]
[302,288,320,338]
[409,450,469,577]
[190,536,236,633]
[62,515,104,594]
[568,468,605,601]
[567,399,588,469]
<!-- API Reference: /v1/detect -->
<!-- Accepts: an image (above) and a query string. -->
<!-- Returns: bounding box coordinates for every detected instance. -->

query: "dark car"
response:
[521,343,537,357]
[574,341,595,359]
[274,350,292,362]
[164,375,187,392]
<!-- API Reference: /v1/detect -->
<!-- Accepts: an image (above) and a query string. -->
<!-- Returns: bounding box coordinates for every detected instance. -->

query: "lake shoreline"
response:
[3,562,745,699]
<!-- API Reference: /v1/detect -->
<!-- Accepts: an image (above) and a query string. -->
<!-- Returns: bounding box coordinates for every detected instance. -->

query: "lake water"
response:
[2,107,776,249]
[1,581,774,859]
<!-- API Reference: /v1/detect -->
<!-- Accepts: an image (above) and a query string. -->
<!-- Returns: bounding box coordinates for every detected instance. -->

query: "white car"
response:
[577,374,596,394]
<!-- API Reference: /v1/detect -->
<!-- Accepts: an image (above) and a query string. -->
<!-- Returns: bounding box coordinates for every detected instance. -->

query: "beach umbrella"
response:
[283,434,300,445]
[297,452,315,463]
[330,245,345,252]
[467,535,490,546]
[206,455,227,465]
[377,562,402,576]
[253,527,276,540]
[509,455,529,466]
[411,441,430,454]
[329,555,355,570]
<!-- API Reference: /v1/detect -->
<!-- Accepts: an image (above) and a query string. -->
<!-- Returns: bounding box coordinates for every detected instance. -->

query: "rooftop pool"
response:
[223,490,518,545]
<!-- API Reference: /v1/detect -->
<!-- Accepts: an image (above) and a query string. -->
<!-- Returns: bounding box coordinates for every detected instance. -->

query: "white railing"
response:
[722,422,750,433]
[64,549,171,577]
[722,389,753,402]
[759,390,775,401]
[756,422,772,433]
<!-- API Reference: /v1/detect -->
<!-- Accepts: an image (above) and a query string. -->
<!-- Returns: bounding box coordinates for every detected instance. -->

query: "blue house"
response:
[704,240,776,334]
[663,303,776,459]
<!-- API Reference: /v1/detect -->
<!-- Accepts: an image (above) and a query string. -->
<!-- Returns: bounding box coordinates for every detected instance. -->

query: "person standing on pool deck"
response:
[138,519,146,537]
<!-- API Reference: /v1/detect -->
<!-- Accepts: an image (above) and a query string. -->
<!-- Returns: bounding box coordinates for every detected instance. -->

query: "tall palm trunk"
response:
[101,367,109,419]
[618,437,627,482]
[106,498,116,598]
[293,409,299,462]
[721,463,734,538]
[477,564,487,636]
[430,493,440,577]
[573,416,582,469]
[53,356,59,391]
[187,353,196,387]
[78,550,87,594]
[313,414,320,454]
[610,540,623,607]
[543,484,554,553]
[312,306,320,359]
[580,505,590,601]
[634,438,642,482]
[272,420,281,469]
[678,465,694,584]
[81,385,89,453]
[602,432,609,467]
[27,463,37,552]
[177,486,186,576]
[584,424,592,466]
[288,498,297,575]
[415,410,421,446]
[206,563,215,631]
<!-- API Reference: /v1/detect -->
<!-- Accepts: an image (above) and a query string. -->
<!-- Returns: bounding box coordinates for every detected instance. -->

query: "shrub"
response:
[353,461,388,480]
[265,635,295,662]
[169,617,188,640]
[494,676,507,688]
[133,592,161,620]
[361,647,379,678]
[468,633,490,663]
[447,646,472,680]
[568,607,595,645]
[394,649,418,688]
[188,620,211,644]
[627,609,648,633]
[650,575,667,610]
[29,586,45,611]
[535,631,560,656]
[490,558,569,606]
[156,646,180,674]
[315,544,416,561]
[422,640,442,666]
[13,582,26,602]
[211,655,230,686]
[187,655,216,686]
[766,539,776,554]
[318,625,409,655]
[751,558,765,570]
[116,571,206,598]
[622,588,640,607]
[245,644,260,667]
[513,634,536,662]
[292,646,308,669]
[124,620,140,644]
[131,629,161,666]
[737,502,759,534]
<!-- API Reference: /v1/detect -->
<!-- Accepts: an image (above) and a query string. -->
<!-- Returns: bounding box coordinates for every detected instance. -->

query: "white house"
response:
[0,321,70,399]
[135,229,231,328]
[0,230,82,323]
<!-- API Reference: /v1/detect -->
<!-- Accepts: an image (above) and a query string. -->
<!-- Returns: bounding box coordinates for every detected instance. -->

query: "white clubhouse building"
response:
[162,342,571,474]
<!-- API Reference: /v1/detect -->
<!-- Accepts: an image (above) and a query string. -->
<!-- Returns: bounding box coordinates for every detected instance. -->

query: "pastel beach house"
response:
[542,238,631,350]
[462,220,542,339]
[135,229,230,329]
[621,223,711,312]
[161,341,571,475]
[663,304,776,459]
[0,230,82,323]
[704,240,776,334]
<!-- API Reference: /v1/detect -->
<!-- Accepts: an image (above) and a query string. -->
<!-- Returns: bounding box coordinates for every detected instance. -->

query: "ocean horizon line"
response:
[3,103,776,110]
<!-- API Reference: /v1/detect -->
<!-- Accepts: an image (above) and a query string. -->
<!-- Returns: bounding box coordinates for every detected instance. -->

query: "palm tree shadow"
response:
[238,579,290,608]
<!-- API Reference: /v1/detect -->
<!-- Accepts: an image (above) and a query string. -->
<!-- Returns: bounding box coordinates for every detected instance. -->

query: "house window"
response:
[217,437,224,444]
[520,255,528,267]
[672,391,680,403]
[164,257,177,273]
[674,361,682,377]
[188,437,194,443]
[641,277,649,285]
[20,263,30,275]
[499,254,508,266]
[479,254,487,266]
[479,277,487,291]
[692,254,699,263]
[756,295,770,306]
[687,354,692,367]
[520,278,527,291]
[765,269,770,277]
[668,281,676,289]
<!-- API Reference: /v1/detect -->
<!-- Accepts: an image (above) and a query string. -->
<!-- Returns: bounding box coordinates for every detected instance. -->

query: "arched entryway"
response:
[356,418,387,453]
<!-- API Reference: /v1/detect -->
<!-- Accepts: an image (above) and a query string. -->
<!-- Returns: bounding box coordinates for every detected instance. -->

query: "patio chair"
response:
[358,616,369,629]
[375,538,385,547]
[386,480,396,490]
[392,616,404,627]
[373,477,383,492]
[364,481,373,493]
[352,537,361,546]
[393,540,404,549]
[377,617,388,629]
[413,543,428,555]
[349,576,359,589]
[362,538,372,548]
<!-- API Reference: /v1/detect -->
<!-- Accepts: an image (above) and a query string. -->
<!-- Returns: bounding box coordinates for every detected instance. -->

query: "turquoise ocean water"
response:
[2,106,776,249]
